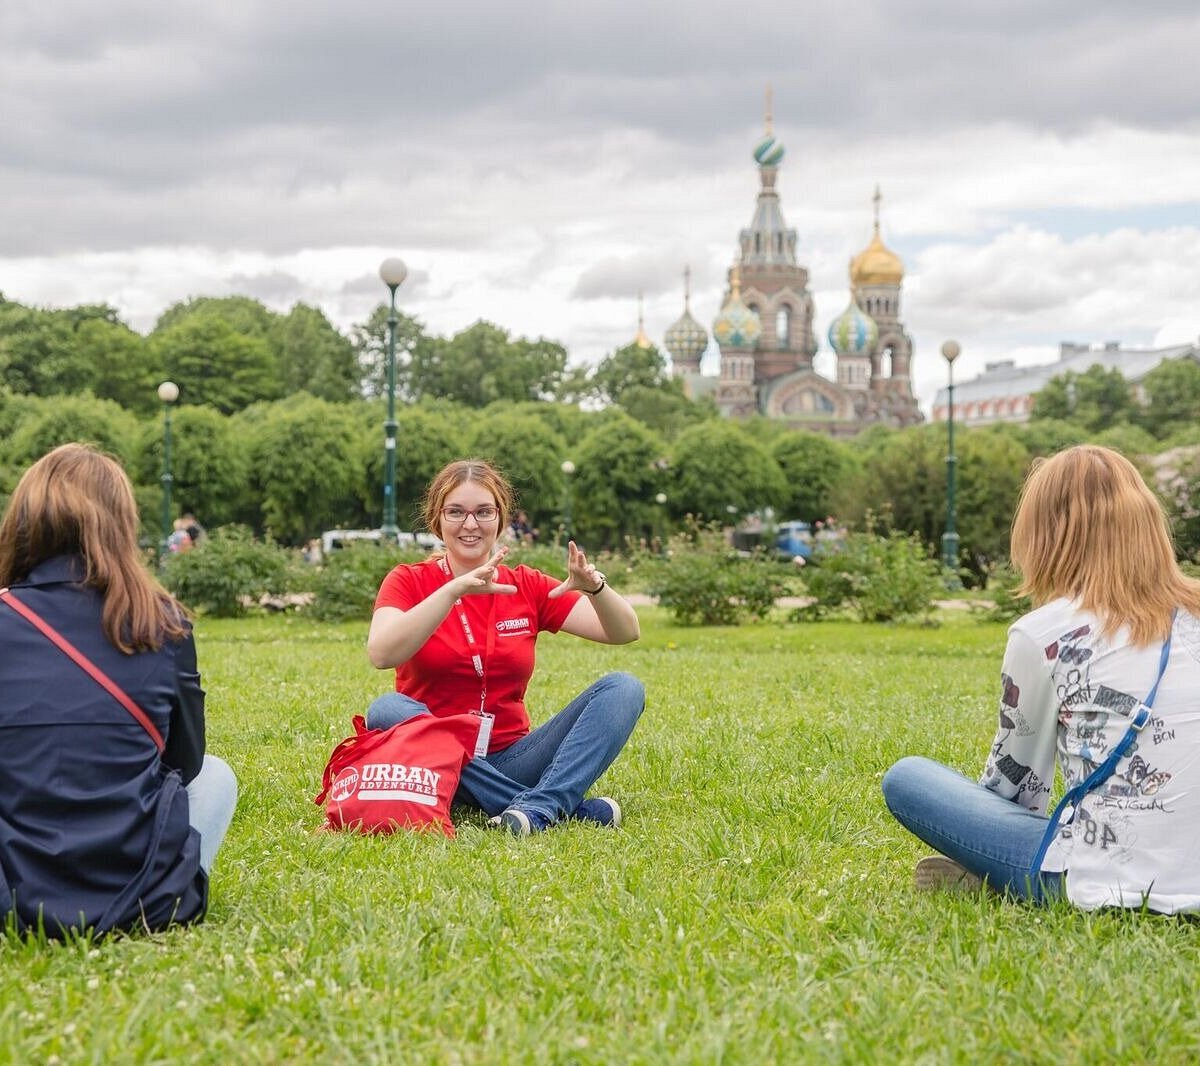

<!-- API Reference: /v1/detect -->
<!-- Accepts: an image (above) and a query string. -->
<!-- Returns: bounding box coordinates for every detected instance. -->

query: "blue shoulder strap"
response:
[1028,615,1175,879]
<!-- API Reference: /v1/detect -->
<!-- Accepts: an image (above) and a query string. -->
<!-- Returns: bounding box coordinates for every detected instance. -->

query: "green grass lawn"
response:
[5,609,1200,1064]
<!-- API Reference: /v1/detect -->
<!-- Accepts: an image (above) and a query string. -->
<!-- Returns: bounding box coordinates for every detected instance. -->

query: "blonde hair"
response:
[421,459,515,542]
[0,444,188,653]
[1010,444,1200,645]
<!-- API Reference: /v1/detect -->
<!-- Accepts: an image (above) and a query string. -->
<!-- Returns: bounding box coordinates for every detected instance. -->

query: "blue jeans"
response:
[881,756,1064,903]
[186,755,238,873]
[366,672,645,823]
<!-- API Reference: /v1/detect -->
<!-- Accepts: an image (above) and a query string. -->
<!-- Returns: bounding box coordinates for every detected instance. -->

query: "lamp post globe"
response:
[940,340,962,579]
[378,257,407,541]
[157,381,180,561]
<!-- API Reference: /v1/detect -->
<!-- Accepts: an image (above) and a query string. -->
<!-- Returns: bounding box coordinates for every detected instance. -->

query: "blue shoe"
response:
[572,797,622,828]
[499,808,552,837]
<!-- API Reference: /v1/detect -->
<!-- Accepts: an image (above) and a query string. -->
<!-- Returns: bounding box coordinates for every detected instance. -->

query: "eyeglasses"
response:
[441,505,499,525]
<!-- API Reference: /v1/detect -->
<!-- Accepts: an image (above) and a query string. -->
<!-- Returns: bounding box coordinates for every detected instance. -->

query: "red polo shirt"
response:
[374,559,579,752]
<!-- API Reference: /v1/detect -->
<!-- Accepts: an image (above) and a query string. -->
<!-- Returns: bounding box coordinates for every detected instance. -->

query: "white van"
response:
[320,529,442,554]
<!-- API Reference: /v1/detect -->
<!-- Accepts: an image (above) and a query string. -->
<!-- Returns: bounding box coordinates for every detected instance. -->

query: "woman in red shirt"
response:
[367,459,645,836]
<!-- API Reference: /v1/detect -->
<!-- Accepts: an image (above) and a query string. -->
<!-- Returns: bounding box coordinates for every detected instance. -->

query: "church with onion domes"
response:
[661,100,923,437]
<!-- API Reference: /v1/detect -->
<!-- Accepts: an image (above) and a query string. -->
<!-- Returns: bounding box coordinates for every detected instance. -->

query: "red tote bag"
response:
[315,713,483,838]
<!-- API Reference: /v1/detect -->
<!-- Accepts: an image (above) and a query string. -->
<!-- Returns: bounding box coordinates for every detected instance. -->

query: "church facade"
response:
[663,112,923,438]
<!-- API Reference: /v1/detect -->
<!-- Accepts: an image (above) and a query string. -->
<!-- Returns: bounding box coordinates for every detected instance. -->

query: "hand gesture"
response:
[548,540,605,598]
[455,545,517,597]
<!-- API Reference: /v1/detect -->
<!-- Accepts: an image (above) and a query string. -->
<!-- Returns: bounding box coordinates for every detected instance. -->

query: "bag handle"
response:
[1028,614,1175,879]
[0,587,165,752]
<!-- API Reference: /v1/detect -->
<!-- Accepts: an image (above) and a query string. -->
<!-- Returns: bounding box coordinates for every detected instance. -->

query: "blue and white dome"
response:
[753,135,785,167]
[827,297,878,356]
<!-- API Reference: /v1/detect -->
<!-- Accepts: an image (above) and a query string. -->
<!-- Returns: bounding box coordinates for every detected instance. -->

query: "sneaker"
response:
[572,797,622,828]
[499,808,552,837]
[914,855,984,892]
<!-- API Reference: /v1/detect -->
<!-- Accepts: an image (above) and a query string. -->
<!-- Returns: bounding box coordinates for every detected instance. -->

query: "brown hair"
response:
[1010,444,1200,645]
[0,444,188,653]
[421,459,515,541]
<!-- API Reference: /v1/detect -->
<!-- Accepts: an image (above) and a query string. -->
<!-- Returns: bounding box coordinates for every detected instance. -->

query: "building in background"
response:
[931,340,1200,425]
[662,100,922,438]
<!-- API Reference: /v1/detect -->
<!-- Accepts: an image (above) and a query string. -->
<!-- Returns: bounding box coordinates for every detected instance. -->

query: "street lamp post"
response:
[560,460,575,546]
[940,340,961,578]
[157,380,180,561]
[654,492,668,553]
[378,257,408,542]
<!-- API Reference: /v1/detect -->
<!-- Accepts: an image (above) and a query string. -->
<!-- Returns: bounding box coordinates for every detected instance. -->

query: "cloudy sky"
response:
[3,0,1199,411]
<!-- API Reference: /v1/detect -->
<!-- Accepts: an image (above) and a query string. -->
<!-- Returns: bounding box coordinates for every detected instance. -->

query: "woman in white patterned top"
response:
[883,444,1200,911]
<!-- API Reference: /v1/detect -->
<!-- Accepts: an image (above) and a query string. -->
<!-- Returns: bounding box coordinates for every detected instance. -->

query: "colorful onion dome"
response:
[664,266,708,362]
[827,297,878,356]
[753,135,785,167]
[712,267,762,350]
[664,308,707,362]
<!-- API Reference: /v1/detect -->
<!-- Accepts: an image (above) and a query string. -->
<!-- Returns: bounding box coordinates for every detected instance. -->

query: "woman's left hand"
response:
[548,540,605,598]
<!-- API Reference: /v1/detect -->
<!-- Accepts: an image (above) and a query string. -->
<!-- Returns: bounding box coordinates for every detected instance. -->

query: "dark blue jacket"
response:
[0,556,207,937]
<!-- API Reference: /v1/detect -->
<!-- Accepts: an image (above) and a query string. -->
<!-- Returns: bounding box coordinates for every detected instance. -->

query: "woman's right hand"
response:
[451,545,517,598]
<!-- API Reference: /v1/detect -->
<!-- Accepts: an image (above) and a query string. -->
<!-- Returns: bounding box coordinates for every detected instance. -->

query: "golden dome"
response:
[850,228,904,287]
[850,186,904,287]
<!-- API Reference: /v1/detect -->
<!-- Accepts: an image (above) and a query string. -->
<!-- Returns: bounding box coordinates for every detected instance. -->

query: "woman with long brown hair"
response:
[366,458,644,836]
[0,443,237,936]
[883,444,1200,911]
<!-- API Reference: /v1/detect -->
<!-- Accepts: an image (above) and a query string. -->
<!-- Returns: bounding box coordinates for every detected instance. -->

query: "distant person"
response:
[883,445,1200,912]
[302,538,324,565]
[0,444,237,936]
[366,459,644,836]
[507,509,537,545]
[168,518,193,553]
[181,512,205,545]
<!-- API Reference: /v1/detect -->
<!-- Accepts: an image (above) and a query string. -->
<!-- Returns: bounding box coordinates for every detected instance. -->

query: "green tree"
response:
[466,410,567,530]
[1139,358,1200,440]
[149,311,282,414]
[154,295,277,338]
[770,431,862,524]
[77,317,161,414]
[2,394,141,470]
[1008,419,1088,458]
[618,384,716,440]
[1032,366,1136,433]
[359,402,462,530]
[350,304,428,400]
[670,422,787,520]
[852,424,1030,581]
[591,342,670,404]
[408,321,569,407]
[271,304,360,403]
[572,413,668,550]
[137,405,252,528]
[0,298,154,405]
[241,396,370,543]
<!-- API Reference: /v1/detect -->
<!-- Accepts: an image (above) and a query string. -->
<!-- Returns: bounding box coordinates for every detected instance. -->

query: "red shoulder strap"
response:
[0,587,165,752]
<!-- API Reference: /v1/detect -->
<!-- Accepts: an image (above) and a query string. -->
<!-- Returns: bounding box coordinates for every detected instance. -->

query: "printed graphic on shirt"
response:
[495,616,533,636]
[1105,753,1172,799]
[1063,801,1133,859]
[984,672,1043,797]
[1044,624,1092,665]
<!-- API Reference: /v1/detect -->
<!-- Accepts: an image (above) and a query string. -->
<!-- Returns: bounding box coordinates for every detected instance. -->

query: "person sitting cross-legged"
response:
[365,458,645,837]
